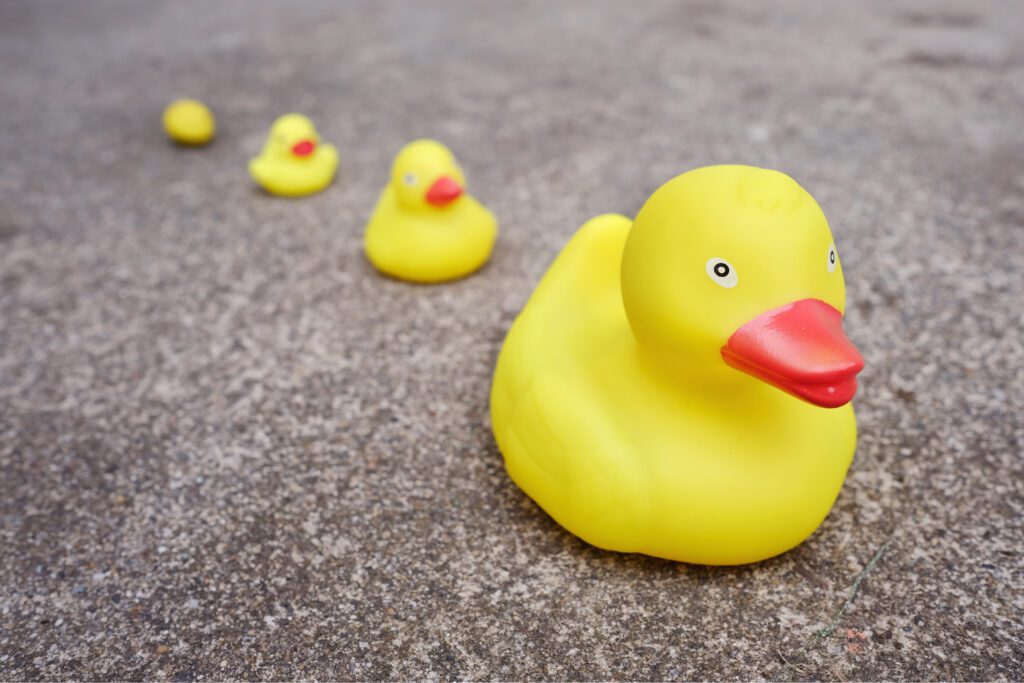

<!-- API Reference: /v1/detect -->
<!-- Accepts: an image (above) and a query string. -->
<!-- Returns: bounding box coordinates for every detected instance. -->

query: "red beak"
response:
[291,140,316,157]
[722,298,864,408]
[425,176,463,206]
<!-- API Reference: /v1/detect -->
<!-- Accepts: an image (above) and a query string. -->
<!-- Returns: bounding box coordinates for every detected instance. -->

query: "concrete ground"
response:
[1,1,1023,680]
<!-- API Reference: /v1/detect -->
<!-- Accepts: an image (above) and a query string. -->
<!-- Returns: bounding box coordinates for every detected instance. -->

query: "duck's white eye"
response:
[827,243,838,273]
[403,172,418,187]
[705,258,738,288]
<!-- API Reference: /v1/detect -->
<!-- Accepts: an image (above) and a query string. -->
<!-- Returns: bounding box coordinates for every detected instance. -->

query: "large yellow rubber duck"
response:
[490,165,865,565]
[249,114,339,197]
[364,139,497,283]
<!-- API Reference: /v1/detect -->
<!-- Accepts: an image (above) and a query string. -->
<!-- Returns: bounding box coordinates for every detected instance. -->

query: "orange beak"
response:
[291,140,316,157]
[425,176,463,206]
[721,298,864,408]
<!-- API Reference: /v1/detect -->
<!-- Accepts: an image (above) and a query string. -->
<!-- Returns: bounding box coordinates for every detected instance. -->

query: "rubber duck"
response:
[163,99,215,146]
[364,139,497,283]
[249,114,338,197]
[490,165,865,565]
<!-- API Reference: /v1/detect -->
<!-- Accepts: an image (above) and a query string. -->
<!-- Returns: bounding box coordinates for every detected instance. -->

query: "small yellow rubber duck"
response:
[249,114,339,197]
[491,165,865,565]
[364,139,497,283]
[163,99,215,146]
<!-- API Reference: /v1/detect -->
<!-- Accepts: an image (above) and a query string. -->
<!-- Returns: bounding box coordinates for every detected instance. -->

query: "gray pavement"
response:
[1,1,1023,679]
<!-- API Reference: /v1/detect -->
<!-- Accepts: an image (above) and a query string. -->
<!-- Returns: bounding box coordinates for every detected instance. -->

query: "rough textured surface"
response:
[1,1,1023,680]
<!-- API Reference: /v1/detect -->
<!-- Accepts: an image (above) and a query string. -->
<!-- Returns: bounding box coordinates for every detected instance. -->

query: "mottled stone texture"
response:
[1,0,1022,680]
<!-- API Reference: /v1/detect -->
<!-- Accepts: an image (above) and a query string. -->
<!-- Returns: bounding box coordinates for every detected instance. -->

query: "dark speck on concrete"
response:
[1,0,1023,680]
[0,223,20,242]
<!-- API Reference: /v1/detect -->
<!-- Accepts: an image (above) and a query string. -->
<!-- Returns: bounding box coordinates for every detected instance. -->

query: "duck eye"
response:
[827,243,838,273]
[706,258,738,288]
[403,172,418,187]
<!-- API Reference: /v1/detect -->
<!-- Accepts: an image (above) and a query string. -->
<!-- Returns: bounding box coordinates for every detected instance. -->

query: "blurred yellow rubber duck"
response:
[163,99,215,146]
[249,114,338,197]
[491,165,864,565]
[364,139,497,283]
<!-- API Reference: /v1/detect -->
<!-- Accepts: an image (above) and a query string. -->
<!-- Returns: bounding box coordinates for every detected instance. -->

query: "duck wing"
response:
[492,214,650,550]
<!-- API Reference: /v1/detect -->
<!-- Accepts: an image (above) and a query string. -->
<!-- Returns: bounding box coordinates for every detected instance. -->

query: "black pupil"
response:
[830,251,836,263]
[714,263,729,277]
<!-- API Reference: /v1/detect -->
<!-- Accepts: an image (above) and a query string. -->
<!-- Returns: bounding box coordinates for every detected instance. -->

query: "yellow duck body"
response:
[163,99,215,146]
[364,139,497,283]
[491,165,864,565]
[249,114,338,197]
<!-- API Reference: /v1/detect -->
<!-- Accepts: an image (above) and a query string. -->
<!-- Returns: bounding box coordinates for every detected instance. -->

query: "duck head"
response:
[390,139,467,211]
[264,113,321,160]
[621,165,863,408]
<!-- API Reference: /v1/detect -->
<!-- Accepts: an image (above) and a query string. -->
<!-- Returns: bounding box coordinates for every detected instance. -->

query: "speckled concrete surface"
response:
[1,1,1023,680]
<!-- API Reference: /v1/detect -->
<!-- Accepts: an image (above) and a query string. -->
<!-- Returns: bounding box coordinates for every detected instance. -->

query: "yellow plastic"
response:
[364,139,497,283]
[490,165,859,565]
[163,99,215,146]
[249,114,339,197]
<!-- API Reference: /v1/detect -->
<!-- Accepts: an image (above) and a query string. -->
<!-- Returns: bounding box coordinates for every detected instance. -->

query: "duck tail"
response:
[578,213,632,237]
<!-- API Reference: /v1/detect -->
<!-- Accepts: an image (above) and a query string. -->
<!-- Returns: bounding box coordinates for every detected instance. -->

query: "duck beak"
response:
[721,298,864,408]
[425,176,463,206]
[291,139,316,157]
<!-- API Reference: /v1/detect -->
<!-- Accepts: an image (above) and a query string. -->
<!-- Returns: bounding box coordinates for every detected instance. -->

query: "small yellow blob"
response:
[249,114,339,197]
[364,139,497,283]
[163,99,215,146]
